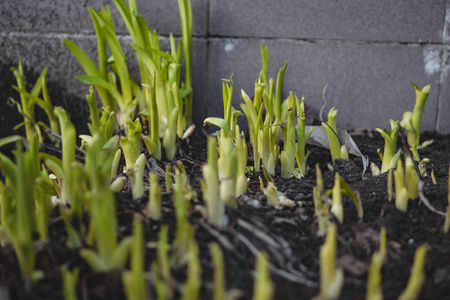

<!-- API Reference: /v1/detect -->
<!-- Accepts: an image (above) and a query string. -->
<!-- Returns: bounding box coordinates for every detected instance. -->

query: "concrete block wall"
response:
[1,0,449,134]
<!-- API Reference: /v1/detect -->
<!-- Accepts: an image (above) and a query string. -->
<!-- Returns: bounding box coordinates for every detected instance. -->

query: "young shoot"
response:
[252,251,274,300]
[280,97,296,178]
[387,168,393,201]
[210,243,225,300]
[147,172,162,220]
[375,120,401,174]
[313,165,329,236]
[444,165,450,234]
[400,83,431,149]
[366,227,387,300]
[202,136,226,226]
[405,156,419,200]
[125,153,146,200]
[177,0,193,125]
[394,159,409,212]
[398,244,428,300]
[122,217,147,300]
[330,173,344,223]
[181,241,202,300]
[153,226,173,300]
[120,116,142,171]
[163,107,179,160]
[172,168,195,266]
[11,60,60,143]
[294,95,313,177]
[62,266,79,300]
[81,135,132,272]
[319,223,344,300]
[322,107,348,163]
[262,181,279,207]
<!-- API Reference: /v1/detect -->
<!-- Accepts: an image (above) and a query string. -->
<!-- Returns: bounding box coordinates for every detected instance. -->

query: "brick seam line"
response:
[0,31,446,47]
[435,0,449,132]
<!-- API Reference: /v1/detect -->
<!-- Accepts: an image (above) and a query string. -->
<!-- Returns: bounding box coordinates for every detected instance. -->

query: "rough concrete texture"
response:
[1,0,449,133]
[207,38,440,131]
[437,46,450,134]
[0,0,207,36]
[210,0,445,43]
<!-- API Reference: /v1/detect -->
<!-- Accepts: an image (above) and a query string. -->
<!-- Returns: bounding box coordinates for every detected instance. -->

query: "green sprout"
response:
[241,87,264,173]
[162,107,179,160]
[10,60,59,143]
[313,164,330,237]
[203,76,242,137]
[400,83,431,150]
[374,120,401,174]
[218,134,239,206]
[252,251,274,300]
[443,166,450,234]
[262,181,279,207]
[142,80,162,160]
[122,217,147,300]
[319,223,344,300]
[257,45,288,125]
[405,156,419,200]
[0,136,54,280]
[418,157,430,177]
[330,173,344,223]
[172,166,195,266]
[147,172,162,220]
[210,243,225,300]
[394,157,420,212]
[65,6,134,120]
[80,86,117,148]
[322,107,348,163]
[177,0,193,125]
[152,225,174,299]
[125,153,146,200]
[398,244,428,300]
[120,116,142,171]
[280,97,296,178]
[39,108,85,247]
[387,168,393,201]
[67,0,193,161]
[366,227,387,300]
[202,136,226,226]
[181,241,202,300]
[294,95,313,177]
[431,169,437,185]
[62,266,79,300]
[10,139,39,278]
[394,159,409,212]
[80,135,132,272]
[41,107,77,205]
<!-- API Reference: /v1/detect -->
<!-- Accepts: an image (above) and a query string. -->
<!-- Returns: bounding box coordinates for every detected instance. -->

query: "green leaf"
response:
[0,136,23,149]
[63,39,101,77]
[203,117,231,136]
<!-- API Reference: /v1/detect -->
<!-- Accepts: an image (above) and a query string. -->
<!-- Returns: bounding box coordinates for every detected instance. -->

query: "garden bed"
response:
[1,130,449,300]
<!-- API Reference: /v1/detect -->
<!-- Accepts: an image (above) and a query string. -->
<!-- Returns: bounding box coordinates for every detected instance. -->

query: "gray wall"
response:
[1,0,449,133]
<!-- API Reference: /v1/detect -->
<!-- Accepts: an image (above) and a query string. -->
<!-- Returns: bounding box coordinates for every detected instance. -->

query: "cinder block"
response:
[444,4,450,44]
[209,0,445,43]
[0,33,91,101]
[0,0,207,36]
[436,46,450,134]
[206,38,440,131]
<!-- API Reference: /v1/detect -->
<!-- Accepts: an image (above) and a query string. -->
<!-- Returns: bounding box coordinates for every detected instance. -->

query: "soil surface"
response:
[1,129,450,300]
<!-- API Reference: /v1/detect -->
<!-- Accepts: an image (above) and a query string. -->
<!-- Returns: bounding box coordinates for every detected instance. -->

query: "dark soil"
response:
[1,125,450,299]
